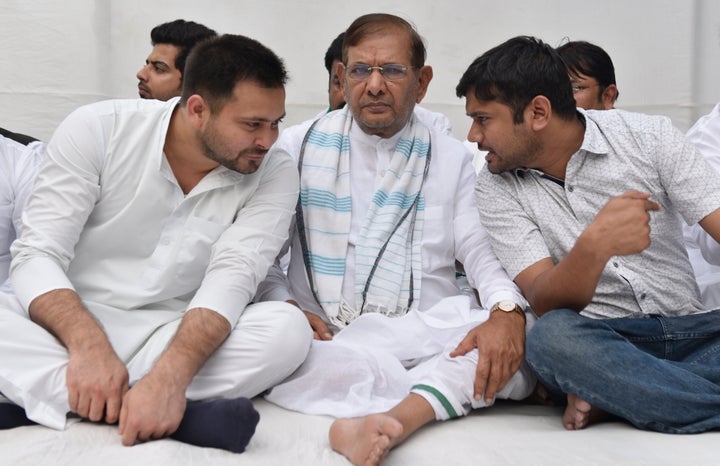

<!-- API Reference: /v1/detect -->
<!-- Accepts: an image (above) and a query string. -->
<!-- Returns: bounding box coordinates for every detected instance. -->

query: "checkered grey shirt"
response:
[477,109,720,319]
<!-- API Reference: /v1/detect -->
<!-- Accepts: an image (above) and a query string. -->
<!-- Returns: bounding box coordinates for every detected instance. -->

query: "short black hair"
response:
[150,19,217,75]
[181,34,288,112]
[557,40,619,102]
[324,32,345,74]
[456,36,577,123]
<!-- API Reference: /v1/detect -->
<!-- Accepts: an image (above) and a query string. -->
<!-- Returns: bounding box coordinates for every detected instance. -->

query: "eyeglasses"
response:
[346,63,414,81]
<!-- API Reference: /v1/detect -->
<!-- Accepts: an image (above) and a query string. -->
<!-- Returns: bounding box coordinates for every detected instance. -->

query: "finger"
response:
[121,417,139,446]
[308,314,333,340]
[105,393,122,424]
[484,366,501,403]
[474,356,490,401]
[449,334,475,358]
[118,402,127,435]
[644,200,661,211]
[75,391,90,418]
[87,394,105,422]
[67,387,79,414]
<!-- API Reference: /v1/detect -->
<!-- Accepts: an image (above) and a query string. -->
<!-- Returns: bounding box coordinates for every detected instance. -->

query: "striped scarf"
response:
[297,107,431,327]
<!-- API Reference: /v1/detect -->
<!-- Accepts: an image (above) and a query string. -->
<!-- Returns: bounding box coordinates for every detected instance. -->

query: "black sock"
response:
[170,397,260,453]
[0,403,35,430]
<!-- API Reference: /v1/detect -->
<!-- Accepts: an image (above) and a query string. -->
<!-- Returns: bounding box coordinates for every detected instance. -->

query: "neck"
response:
[534,116,584,181]
[163,106,219,194]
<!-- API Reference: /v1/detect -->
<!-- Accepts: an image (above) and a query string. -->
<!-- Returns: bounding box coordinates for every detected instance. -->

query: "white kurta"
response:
[0,98,312,429]
[0,136,43,284]
[682,102,720,310]
[258,116,534,420]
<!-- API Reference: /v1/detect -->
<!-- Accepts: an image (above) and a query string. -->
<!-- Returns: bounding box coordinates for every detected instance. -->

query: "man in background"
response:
[557,40,618,111]
[136,19,217,101]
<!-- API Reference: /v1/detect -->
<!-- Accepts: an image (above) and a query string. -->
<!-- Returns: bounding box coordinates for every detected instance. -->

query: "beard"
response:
[199,126,267,175]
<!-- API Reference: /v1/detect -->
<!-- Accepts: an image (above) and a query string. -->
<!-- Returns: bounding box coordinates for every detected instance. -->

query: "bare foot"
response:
[329,414,404,466]
[562,393,608,430]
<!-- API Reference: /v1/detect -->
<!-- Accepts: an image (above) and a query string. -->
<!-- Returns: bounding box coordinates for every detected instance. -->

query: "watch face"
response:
[498,300,515,311]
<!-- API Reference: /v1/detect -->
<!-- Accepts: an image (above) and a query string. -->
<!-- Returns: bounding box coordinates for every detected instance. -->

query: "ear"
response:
[336,62,347,94]
[415,65,433,104]
[185,94,209,129]
[526,95,552,131]
[601,84,618,109]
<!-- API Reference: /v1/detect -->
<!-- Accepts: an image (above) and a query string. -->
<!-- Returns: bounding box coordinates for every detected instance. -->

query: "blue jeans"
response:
[526,308,720,434]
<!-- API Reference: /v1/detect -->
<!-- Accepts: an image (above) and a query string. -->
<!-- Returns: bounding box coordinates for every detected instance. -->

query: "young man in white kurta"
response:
[0,35,312,452]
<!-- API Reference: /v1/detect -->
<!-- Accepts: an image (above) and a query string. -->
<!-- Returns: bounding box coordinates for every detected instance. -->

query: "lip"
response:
[245,152,266,161]
[362,102,390,113]
[137,84,150,98]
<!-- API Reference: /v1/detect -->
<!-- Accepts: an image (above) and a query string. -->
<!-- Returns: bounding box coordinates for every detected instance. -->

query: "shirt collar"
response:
[576,108,610,157]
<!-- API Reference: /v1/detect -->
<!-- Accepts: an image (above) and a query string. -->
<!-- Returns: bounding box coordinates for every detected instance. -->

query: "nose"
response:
[365,68,387,95]
[467,121,484,145]
[255,126,279,150]
[136,65,149,82]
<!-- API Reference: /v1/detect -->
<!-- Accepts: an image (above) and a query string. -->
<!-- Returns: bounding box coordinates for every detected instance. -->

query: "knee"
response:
[254,302,312,367]
[526,309,583,368]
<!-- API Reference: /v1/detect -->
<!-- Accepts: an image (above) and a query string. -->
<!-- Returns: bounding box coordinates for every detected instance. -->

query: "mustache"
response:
[240,148,268,156]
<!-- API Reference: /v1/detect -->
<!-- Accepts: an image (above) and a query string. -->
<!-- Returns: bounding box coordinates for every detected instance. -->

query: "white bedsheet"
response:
[1,398,718,465]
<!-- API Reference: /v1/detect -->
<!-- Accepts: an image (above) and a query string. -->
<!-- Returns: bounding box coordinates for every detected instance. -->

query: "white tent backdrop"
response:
[1,0,719,142]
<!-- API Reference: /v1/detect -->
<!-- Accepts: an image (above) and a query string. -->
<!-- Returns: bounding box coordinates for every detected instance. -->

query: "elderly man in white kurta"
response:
[255,14,535,466]
[0,34,311,453]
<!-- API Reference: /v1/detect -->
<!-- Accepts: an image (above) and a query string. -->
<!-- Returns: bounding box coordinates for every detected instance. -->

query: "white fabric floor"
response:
[1,398,718,466]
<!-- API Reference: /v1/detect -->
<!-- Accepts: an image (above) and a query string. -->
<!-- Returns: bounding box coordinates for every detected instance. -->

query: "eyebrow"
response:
[237,113,287,123]
[147,59,170,68]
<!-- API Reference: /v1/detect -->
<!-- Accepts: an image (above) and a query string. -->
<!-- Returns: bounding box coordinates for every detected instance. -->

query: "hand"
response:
[118,371,187,446]
[303,310,333,340]
[449,309,525,403]
[66,346,129,424]
[588,190,661,259]
[286,300,333,340]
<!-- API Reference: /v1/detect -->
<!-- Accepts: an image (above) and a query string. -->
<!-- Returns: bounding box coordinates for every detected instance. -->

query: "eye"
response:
[245,121,260,129]
[348,64,372,80]
[381,64,409,80]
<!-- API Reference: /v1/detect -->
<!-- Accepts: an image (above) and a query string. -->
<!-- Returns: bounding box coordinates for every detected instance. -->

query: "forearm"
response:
[148,308,231,389]
[28,288,113,353]
[520,233,608,316]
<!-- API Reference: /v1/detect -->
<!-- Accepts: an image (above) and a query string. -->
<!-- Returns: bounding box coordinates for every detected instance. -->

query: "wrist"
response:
[489,300,526,321]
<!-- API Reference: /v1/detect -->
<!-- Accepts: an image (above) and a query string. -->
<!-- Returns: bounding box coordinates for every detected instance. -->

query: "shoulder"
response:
[414,106,452,135]
[687,101,720,140]
[273,117,318,162]
[585,108,675,134]
[59,99,175,132]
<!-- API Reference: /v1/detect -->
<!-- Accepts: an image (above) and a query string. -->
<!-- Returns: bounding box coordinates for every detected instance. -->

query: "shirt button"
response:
[568,185,574,192]
[613,261,619,268]
[640,293,647,300]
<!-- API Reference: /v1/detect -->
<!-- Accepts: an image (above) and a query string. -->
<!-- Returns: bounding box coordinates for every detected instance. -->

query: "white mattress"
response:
[1,398,718,465]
